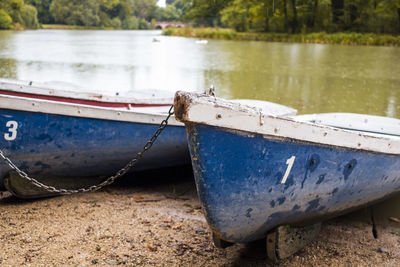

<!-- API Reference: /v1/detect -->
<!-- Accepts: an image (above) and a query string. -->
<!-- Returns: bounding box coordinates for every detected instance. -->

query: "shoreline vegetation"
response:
[163,27,400,47]
[41,24,118,30]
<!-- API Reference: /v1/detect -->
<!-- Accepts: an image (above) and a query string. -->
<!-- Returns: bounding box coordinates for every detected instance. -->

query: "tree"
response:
[331,0,344,29]
[119,1,133,20]
[283,0,288,31]
[290,0,298,32]
[183,0,232,26]
[121,15,139,29]
[26,0,54,24]
[383,0,400,32]
[22,4,39,28]
[0,0,40,29]
[100,0,121,18]
[50,0,101,26]
[220,0,249,31]
[1,0,24,26]
[162,4,182,21]
[0,9,13,29]
[132,0,158,20]
[138,17,149,28]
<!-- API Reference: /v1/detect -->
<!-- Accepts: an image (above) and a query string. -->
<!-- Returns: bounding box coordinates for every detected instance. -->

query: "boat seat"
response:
[231,99,297,117]
[293,113,400,137]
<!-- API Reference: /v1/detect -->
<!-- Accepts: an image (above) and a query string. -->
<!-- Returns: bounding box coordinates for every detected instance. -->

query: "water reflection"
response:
[387,94,397,117]
[6,30,208,93]
[0,58,16,78]
[0,31,16,78]
[0,30,399,117]
[213,41,400,116]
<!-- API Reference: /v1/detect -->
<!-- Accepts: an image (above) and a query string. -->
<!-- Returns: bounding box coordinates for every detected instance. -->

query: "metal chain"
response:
[0,105,175,195]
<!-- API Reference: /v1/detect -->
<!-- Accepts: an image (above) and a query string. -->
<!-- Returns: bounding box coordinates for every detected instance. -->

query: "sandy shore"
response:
[0,167,399,266]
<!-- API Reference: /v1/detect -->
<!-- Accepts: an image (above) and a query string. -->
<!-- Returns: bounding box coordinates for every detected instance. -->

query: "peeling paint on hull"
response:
[187,124,400,243]
[0,108,190,187]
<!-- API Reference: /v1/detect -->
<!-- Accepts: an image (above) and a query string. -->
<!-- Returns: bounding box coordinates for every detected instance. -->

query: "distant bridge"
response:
[155,21,187,29]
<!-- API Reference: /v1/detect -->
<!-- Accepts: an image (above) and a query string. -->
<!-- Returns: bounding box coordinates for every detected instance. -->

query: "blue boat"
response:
[0,79,191,197]
[174,91,400,259]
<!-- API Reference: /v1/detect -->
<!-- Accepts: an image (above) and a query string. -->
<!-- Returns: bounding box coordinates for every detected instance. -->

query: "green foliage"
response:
[157,0,189,21]
[138,18,149,29]
[183,0,231,26]
[163,26,238,39]
[119,1,133,19]
[110,17,121,28]
[22,4,39,28]
[162,4,182,21]
[0,0,41,29]
[50,0,101,27]
[183,0,400,34]
[26,0,54,24]
[10,0,24,10]
[122,16,139,29]
[0,9,13,29]
[163,27,400,45]
[132,0,157,20]
[101,0,120,11]
[0,0,162,30]
[1,0,23,25]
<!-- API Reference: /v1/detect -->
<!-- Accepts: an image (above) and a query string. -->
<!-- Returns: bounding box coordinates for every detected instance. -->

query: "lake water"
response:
[0,29,399,116]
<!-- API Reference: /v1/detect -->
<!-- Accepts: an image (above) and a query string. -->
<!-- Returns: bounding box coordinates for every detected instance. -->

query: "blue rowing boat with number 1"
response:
[174,91,400,260]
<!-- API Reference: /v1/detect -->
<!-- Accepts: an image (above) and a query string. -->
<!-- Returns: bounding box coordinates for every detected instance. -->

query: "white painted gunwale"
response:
[0,94,183,126]
[177,92,400,155]
[0,79,174,104]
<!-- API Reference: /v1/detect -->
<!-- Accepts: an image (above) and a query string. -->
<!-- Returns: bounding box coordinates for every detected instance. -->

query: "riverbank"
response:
[0,167,399,266]
[41,24,157,30]
[41,24,116,30]
[162,27,400,46]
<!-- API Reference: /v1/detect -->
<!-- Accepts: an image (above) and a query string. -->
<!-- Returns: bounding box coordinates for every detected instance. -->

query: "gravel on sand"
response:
[0,167,399,266]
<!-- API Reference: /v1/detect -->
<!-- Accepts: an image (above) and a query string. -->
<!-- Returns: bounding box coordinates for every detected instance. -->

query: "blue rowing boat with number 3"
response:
[174,91,400,260]
[0,79,192,197]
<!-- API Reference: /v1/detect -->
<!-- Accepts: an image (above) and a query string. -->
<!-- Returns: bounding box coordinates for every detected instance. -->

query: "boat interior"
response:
[293,113,400,137]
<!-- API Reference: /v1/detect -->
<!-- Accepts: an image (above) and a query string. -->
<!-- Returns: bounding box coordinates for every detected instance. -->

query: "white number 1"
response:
[281,156,296,184]
[4,121,18,141]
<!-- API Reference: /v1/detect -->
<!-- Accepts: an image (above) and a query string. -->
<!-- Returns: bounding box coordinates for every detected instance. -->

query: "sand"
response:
[0,167,399,266]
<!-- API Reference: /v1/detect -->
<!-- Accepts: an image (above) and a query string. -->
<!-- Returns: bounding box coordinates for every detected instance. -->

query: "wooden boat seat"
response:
[231,99,298,117]
[293,113,400,137]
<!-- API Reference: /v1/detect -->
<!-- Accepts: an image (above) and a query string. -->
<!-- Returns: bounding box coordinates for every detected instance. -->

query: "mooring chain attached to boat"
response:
[0,105,175,195]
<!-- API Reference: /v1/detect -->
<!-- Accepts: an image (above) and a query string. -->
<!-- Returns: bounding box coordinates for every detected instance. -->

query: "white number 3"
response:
[4,121,18,141]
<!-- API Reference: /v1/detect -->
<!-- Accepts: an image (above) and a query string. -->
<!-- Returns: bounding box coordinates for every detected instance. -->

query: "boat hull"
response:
[187,124,400,243]
[0,108,190,187]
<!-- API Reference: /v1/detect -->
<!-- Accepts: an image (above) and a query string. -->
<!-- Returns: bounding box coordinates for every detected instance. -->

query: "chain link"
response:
[0,105,175,195]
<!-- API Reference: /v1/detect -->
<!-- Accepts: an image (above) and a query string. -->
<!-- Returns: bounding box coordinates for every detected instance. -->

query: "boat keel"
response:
[3,172,106,198]
[266,223,321,262]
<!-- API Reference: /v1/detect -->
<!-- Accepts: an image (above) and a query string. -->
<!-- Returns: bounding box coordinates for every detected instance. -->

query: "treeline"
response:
[0,0,39,29]
[183,0,400,34]
[1,0,399,34]
[0,0,187,30]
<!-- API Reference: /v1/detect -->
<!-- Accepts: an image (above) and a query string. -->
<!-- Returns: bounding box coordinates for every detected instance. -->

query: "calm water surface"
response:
[0,30,399,116]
